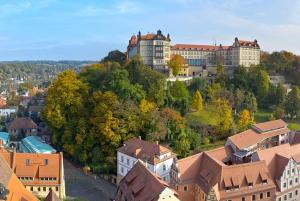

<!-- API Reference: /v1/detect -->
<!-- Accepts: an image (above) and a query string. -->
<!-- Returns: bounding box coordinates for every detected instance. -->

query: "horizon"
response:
[0,0,299,60]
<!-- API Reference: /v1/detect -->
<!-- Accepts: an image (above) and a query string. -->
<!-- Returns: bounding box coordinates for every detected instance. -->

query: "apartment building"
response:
[117,137,176,184]
[115,160,180,201]
[127,30,171,73]
[0,148,65,199]
[127,30,260,76]
[253,143,300,201]
[226,119,291,163]
[170,147,276,201]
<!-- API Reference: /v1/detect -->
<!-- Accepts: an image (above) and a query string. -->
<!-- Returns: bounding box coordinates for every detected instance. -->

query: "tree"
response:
[215,64,229,87]
[102,50,126,66]
[232,65,249,90]
[273,106,285,119]
[191,90,203,111]
[126,56,166,106]
[214,98,234,135]
[168,55,185,76]
[255,69,270,105]
[173,129,191,158]
[139,99,157,113]
[285,86,300,118]
[238,109,254,131]
[169,81,190,115]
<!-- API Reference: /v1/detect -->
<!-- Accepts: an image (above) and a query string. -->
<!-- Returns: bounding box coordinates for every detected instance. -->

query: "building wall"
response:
[24,185,63,199]
[158,187,180,201]
[276,159,300,201]
[117,151,174,184]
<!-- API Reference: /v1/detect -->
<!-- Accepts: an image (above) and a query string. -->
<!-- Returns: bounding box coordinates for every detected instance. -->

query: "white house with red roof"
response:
[117,137,176,184]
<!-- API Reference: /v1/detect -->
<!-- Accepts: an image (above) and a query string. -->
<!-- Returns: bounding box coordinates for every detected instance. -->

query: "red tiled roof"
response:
[115,161,178,201]
[118,138,174,165]
[9,117,38,130]
[228,120,290,150]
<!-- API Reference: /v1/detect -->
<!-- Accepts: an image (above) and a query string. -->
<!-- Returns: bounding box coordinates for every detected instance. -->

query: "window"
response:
[292,168,295,173]
[248,182,253,187]
[287,170,290,175]
[176,185,179,191]
[283,182,287,188]
[284,195,287,200]
[242,197,245,201]
[163,164,166,171]
[289,193,292,198]
[296,178,298,183]
[260,193,263,199]
[56,187,59,191]
[278,198,281,201]
[267,192,271,197]
[26,159,30,166]
[38,187,40,192]
[127,158,130,165]
[252,195,256,201]
[121,167,124,173]
[44,159,48,165]
[43,187,46,191]
[183,186,188,192]
[121,156,124,163]
[296,190,298,195]
[30,187,33,191]
[290,180,293,185]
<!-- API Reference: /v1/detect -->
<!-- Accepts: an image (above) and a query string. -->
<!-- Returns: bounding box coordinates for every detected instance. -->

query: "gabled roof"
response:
[228,119,289,150]
[255,143,300,184]
[115,160,178,201]
[118,138,174,165]
[8,117,38,130]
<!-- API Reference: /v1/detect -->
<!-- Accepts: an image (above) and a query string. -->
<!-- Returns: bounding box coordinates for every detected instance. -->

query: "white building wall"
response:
[117,151,174,183]
[158,188,180,201]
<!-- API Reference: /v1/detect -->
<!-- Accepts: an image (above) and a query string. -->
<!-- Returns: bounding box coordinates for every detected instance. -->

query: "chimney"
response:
[156,141,159,145]
[138,136,141,140]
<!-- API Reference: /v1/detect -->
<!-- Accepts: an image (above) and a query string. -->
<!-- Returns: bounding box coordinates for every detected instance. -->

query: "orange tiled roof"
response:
[0,153,38,201]
[0,150,63,186]
[115,160,177,201]
[118,138,174,165]
[228,120,289,150]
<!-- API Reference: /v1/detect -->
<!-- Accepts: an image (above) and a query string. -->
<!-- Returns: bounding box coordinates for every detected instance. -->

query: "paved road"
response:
[64,159,117,201]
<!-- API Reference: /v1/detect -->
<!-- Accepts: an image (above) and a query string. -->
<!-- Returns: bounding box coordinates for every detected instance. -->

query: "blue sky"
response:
[0,0,299,60]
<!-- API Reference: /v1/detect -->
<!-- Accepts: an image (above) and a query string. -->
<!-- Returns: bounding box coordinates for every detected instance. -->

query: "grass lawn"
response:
[185,104,219,126]
[254,109,272,123]
[287,118,300,131]
[197,140,226,152]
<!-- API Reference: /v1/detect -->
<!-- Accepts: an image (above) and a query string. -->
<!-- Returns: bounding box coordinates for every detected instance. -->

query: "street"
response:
[64,159,117,201]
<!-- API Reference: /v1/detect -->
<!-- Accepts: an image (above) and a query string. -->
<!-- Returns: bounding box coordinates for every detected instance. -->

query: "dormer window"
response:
[234,185,239,190]
[262,179,268,184]
[26,159,30,166]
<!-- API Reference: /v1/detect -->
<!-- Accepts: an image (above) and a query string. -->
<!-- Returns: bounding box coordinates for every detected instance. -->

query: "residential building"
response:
[0,151,38,201]
[0,106,17,117]
[8,117,38,139]
[20,136,56,154]
[117,137,176,184]
[170,147,276,201]
[252,143,300,201]
[127,31,261,76]
[0,97,7,108]
[44,189,61,201]
[127,30,171,74]
[225,119,291,163]
[115,160,179,201]
[0,148,66,199]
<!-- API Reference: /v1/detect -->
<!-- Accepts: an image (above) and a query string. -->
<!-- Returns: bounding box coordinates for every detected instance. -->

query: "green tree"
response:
[273,106,285,119]
[285,86,300,118]
[215,64,229,87]
[174,129,191,158]
[169,81,190,114]
[168,54,185,76]
[191,90,203,111]
[102,50,126,66]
